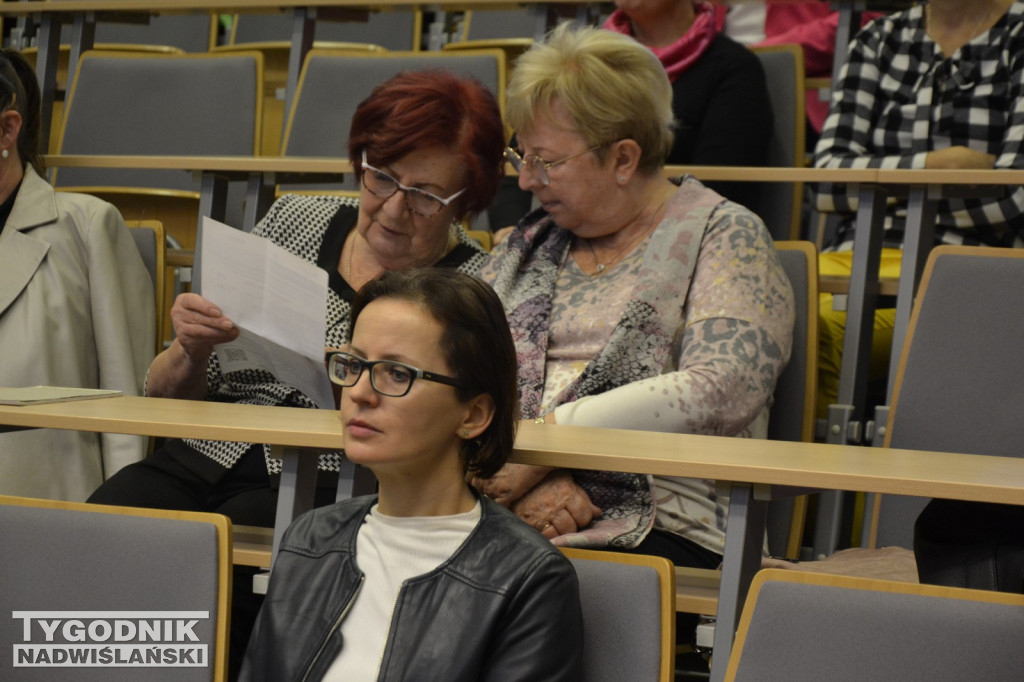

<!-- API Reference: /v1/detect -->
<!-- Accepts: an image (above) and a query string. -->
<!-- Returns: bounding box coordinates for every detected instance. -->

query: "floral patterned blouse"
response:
[481,176,794,554]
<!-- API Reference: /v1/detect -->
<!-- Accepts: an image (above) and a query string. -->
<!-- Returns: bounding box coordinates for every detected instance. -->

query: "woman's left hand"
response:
[470,463,553,507]
[510,470,601,539]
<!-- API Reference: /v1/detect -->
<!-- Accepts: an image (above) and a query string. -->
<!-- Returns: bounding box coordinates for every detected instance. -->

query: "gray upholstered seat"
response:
[561,548,675,682]
[216,12,406,156]
[460,9,547,41]
[769,242,818,445]
[227,10,421,51]
[725,568,1024,681]
[61,14,218,52]
[52,50,262,239]
[764,241,818,557]
[872,246,1024,548]
[283,48,504,157]
[54,51,263,191]
[278,48,504,195]
[0,496,230,681]
[126,220,167,352]
[749,45,806,242]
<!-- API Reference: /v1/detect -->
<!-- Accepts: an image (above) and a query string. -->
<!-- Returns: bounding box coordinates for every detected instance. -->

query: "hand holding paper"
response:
[199,217,335,409]
[169,293,240,361]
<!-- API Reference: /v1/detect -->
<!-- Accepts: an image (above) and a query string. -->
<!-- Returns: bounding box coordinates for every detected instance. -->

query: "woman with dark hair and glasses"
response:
[88,69,506,678]
[0,48,154,501]
[241,268,583,682]
[478,25,793,596]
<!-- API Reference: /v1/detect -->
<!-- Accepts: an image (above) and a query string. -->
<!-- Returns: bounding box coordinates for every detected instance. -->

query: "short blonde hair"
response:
[506,24,675,174]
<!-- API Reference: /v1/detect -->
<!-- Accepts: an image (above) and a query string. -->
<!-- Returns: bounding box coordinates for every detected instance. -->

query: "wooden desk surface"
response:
[42,155,878,184]
[875,168,1024,186]
[1,396,1022,506]
[662,165,877,184]
[0,0,568,15]
[820,274,900,296]
[44,154,356,175]
[135,240,905,281]
[512,420,1024,506]
[42,156,1024,188]
[668,166,1024,186]
[0,396,345,450]
[0,0,909,12]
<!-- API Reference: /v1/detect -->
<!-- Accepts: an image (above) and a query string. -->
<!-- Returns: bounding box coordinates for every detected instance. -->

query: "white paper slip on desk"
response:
[0,386,123,406]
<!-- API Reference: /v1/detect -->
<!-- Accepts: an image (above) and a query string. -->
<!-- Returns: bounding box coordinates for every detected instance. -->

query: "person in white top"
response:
[241,268,583,682]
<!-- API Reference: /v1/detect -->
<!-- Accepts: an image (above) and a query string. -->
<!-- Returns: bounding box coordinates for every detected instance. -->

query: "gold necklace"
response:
[583,195,670,275]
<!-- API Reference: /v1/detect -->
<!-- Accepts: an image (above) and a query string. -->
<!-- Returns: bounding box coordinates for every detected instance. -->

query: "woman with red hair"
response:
[87,69,506,679]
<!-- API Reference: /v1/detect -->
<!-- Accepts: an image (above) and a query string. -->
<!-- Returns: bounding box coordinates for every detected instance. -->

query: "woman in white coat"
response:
[0,49,154,501]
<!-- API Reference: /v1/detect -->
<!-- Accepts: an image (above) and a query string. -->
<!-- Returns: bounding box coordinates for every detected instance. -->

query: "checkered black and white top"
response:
[814,2,1024,250]
[177,194,488,475]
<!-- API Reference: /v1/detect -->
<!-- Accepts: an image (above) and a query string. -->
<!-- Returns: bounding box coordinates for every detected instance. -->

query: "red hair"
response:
[348,70,505,218]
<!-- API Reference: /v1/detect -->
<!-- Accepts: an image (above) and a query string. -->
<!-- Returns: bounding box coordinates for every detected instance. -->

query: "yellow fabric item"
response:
[816,249,902,418]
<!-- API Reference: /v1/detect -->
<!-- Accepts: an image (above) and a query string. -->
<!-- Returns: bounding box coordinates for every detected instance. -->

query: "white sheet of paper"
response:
[200,217,334,409]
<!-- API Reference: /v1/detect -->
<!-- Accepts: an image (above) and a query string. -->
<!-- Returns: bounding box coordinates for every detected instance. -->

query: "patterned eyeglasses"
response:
[360,150,466,217]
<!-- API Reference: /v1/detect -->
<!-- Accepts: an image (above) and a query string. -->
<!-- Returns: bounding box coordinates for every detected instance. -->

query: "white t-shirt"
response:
[321,501,481,682]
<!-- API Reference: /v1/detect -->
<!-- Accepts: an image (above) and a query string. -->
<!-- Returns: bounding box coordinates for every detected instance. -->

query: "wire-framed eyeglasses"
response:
[360,150,466,217]
[504,145,604,186]
[326,350,471,398]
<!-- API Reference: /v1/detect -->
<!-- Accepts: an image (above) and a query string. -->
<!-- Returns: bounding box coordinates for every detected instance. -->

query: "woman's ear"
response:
[458,393,495,441]
[610,138,642,185]
[1,109,21,152]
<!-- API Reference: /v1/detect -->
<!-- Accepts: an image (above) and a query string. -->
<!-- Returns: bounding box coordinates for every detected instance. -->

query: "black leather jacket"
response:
[240,493,584,682]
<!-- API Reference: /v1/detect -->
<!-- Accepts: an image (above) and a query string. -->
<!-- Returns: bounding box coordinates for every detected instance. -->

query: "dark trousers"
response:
[89,441,279,524]
[88,441,336,681]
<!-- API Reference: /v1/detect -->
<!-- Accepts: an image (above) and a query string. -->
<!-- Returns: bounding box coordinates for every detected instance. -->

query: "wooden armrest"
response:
[167,248,194,268]
[805,77,832,92]
[675,566,721,615]
[233,524,273,569]
[820,274,900,297]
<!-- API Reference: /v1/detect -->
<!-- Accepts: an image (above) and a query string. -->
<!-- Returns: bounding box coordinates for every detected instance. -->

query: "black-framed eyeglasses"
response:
[360,150,467,217]
[505,144,604,187]
[326,350,471,398]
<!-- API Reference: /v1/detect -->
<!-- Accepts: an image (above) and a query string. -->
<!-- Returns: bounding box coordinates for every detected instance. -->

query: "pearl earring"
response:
[618,176,625,183]
[1,149,8,160]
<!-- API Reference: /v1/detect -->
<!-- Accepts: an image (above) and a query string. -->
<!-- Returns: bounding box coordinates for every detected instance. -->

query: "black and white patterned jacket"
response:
[814,2,1024,250]
[179,194,488,474]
